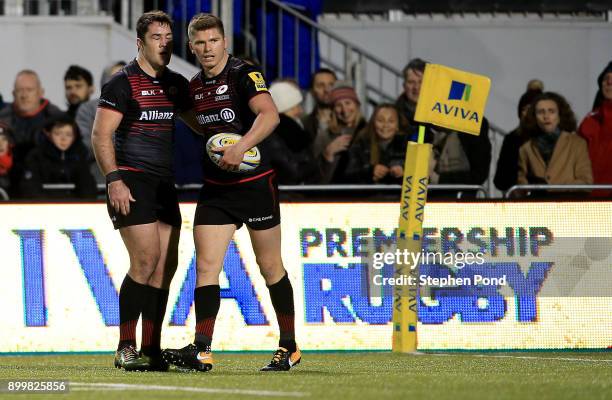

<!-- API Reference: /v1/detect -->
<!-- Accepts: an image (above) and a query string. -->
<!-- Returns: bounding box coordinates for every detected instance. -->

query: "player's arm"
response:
[217,94,280,169]
[91,108,135,216]
[92,108,121,176]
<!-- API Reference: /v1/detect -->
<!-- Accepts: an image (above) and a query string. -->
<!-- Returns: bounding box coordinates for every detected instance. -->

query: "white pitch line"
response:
[430,353,612,363]
[71,382,309,397]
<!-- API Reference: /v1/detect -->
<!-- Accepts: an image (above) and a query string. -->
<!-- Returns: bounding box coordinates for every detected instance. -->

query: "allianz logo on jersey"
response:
[430,80,480,123]
[139,110,174,121]
[196,108,236,125]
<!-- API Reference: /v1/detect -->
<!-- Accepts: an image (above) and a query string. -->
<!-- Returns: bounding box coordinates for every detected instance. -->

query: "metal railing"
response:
[249,0,404,109]
[2,0,114,17]
[35,183,487,200]
[505,184,612,198]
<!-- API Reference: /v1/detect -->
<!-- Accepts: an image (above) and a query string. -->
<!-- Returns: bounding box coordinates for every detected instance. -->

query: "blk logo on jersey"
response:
[141,89,164,96]
[139,110,174,121]
[216,85,228,95]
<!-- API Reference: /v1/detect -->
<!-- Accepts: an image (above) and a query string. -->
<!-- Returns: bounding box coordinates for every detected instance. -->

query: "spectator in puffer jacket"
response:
[21,114,96,199]
[268,80,319,184]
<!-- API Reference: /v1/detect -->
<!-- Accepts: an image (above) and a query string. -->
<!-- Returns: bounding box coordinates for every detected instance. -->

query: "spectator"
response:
[75,61,126,184]
[268,81,319,184]
[75,61,126,156]
[0,123,14,197]
[518,92,592,196]
[318,82,367,183]
[395,58,426,129]
[428,119,491,189]
[494,87,543,191]
[578,61,612,195]
[303,68,337,148]
[0,92,4,110]
[21,115,96,199]
[0,70,63,194]
[394,58,491,193]
[64,65,94,119]
[342,104,408,184]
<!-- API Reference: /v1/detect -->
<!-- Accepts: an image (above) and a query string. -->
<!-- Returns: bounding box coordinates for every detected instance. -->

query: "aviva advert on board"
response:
[414,63,491,135]
[0,203,611,352]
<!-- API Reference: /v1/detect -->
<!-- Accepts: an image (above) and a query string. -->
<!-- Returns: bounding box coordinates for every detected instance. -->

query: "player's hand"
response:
[213,145,245,172]
[373,164,389,182]
[323,134,352,162]
[108,180,135,216]
[389,165,403,178]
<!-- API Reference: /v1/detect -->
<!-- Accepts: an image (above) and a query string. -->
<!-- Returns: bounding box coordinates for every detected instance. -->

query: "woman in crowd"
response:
[518,92,592,196]
[341,104,408,184]
[317,82,367,183]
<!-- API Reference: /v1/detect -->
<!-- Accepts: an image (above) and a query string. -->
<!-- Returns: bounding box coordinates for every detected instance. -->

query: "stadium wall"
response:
[0,16,199,110]
[1,202,610,352]
[318,16,612,133]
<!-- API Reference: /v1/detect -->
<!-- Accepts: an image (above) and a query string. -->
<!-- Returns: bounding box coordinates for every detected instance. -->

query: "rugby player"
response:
[161,13,300,372]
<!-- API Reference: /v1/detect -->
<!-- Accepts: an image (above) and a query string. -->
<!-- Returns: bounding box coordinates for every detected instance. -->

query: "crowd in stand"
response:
[0,58,610,200]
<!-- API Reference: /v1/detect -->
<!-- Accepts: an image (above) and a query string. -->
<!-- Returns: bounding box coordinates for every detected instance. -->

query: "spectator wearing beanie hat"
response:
[578,61,612,195]
[494,85,543,191]
[316,81,366,183]
[269,81,304,117]
[267,81,320,183]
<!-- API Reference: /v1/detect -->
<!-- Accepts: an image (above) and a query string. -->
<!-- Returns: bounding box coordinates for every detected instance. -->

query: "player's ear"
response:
[136,37,143,51]
[188,40,194,54]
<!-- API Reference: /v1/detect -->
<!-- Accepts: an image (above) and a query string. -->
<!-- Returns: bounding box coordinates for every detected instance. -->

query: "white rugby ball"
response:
[206,133,261,172]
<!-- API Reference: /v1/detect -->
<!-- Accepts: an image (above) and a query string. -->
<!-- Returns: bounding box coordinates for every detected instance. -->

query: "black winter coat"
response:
[340,134,408,184]
[21,136,97,199]
[269,114,320,184]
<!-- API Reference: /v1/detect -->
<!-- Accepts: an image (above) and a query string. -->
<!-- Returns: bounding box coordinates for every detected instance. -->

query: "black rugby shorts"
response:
[194,170,280,230]
[106,170,181,230]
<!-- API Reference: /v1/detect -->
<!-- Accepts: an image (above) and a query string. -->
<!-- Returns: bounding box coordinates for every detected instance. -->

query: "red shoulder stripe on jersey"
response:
[203,169,274,185]
[118,166,144,172]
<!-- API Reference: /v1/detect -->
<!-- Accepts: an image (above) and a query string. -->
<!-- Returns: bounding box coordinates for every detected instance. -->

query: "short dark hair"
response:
[402,58,427,80]
[521,92,577,136]
[136,10,173,41]
[188,13,225,40]
[64,65,93,86]
[310,68,337,88]
[44,114,80,138]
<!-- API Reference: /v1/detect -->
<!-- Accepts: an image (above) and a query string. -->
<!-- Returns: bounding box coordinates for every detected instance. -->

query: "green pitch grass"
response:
[0,352,611,400]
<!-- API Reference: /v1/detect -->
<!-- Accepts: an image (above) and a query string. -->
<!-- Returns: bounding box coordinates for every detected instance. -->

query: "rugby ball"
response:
[206,133,261,172]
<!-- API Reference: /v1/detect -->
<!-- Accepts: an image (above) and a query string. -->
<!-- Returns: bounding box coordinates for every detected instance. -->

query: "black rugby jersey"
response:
[98,59,190,177]
[189,55,272,183]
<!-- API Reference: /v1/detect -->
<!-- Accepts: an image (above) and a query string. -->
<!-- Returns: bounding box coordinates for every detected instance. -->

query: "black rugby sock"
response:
[118,274,147,350]
[141,286,169,357]
[194,285,221,350]
[267,273,297,353]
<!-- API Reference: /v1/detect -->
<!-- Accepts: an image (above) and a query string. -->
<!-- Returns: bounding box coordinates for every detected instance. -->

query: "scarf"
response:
[0,151,13,175]
[534,128,561,165]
